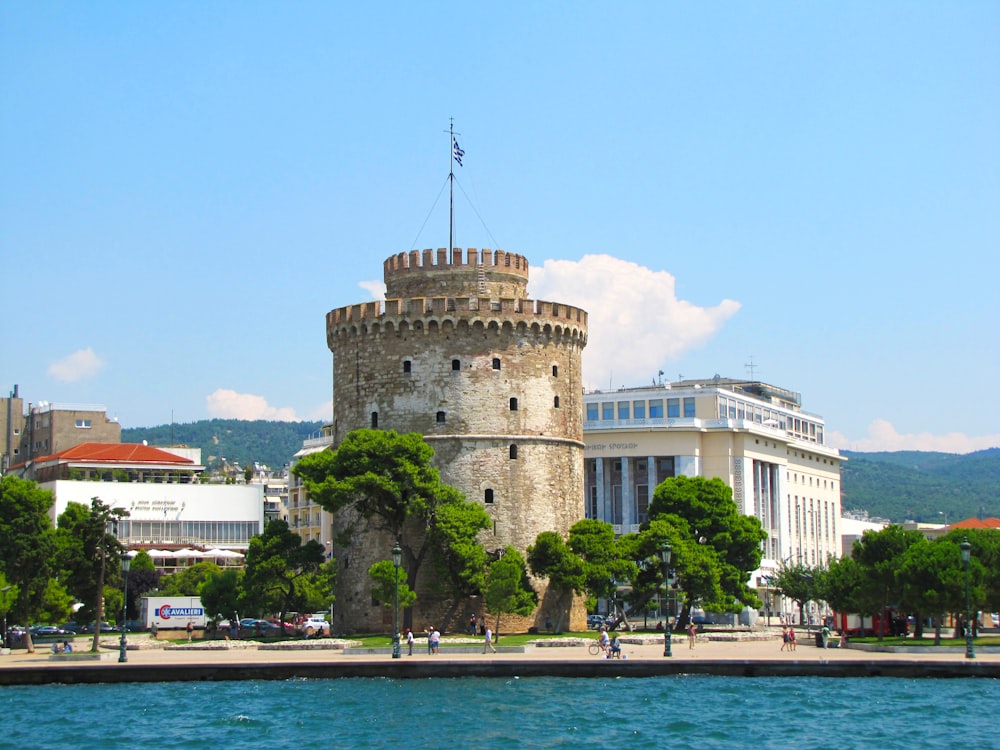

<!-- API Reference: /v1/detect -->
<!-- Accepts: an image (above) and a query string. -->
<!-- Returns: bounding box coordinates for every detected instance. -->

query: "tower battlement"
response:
[384,247,529,279]
[327,295,588,342]
[383,248,530,300]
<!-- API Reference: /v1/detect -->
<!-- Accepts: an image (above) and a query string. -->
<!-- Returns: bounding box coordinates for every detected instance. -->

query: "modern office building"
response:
[582,377,844,587]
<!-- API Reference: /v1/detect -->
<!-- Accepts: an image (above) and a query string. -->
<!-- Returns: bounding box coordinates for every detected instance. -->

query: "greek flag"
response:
[452,137,465,166]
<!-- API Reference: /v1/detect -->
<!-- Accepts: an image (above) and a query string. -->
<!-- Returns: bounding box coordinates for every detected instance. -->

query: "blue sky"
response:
[2,2,997,453]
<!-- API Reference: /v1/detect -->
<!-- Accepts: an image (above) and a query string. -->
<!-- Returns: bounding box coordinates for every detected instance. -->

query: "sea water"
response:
[3,676,995,749]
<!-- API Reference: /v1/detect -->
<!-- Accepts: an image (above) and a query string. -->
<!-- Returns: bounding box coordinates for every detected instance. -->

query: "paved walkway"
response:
[3,630,998,680]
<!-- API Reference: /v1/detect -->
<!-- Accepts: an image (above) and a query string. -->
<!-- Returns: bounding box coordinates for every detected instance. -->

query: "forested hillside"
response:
[841,448,1000,523]
[122,419,324,470]
[122,420,1000,523]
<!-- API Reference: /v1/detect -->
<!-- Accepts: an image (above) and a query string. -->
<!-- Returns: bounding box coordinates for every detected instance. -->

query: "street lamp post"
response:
[960,536,975,660]
[660,541,673,657]
[391,543,402,659]
[118,554,131,663]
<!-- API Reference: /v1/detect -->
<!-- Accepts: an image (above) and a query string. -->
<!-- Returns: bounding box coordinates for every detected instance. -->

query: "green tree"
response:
[483,547,537,639]
[645,476,766,624]
[200,568,244,625]
[37,578,74,625]
[771,562,824,626]
[159,561,223,596]
[820,554,881,633]
[896,538,967,643]
[55,497,128,651]
[852,525,924,640]
[124,550,160,621]
[293,429,487,629]
[239,519,326,626]
[938,528,1000,613]
[369,559,417,612]
[527,531,584,633]
[567,519,638,613]
[425,500,491,628]
[0,477,58,653]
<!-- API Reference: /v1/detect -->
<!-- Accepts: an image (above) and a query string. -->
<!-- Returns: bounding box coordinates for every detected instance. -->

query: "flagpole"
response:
[449,119,454,254]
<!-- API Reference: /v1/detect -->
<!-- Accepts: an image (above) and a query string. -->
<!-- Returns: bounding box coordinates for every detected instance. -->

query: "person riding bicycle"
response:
[599,626,610,653]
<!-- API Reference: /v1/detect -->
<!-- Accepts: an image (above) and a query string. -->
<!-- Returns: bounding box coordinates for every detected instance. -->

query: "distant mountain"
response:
[122,421,1000,524]
[122,419,325,471]
[841,448,1000,523]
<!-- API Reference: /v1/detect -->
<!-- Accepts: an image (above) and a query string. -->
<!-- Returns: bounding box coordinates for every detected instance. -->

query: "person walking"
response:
[483,625,497,654]
[426,627,434,655]
[781,625,789,651]
[687,620,697,649]
[430,627,441,654]
[406,628,414,656]
[788,626,797,651]
[821,623,831,649]
[186,620,194,642]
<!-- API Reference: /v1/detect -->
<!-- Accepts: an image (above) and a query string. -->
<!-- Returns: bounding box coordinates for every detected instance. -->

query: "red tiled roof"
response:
[948,517,1000,530]
[34,442,194,465]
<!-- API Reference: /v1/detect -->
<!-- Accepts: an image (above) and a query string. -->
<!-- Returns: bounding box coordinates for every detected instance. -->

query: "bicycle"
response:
[588,642,606,656]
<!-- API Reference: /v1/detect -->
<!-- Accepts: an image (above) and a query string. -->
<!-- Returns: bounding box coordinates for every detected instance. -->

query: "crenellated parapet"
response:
[326,295,588,349]
[383,248,530,300]
[384,247,529,278]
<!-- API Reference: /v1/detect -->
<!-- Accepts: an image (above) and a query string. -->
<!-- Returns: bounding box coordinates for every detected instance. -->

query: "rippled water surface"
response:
[4,676,996,749]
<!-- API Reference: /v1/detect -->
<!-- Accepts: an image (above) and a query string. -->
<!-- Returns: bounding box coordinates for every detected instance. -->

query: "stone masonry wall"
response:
[326,250,588,634]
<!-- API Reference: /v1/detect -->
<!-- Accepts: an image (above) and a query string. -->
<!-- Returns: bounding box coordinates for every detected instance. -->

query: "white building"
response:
[27,442,264,560]
[583,378,844,586]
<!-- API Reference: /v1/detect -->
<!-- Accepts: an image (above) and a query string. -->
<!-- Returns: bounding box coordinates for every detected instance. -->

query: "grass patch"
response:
[851,635,1000,647]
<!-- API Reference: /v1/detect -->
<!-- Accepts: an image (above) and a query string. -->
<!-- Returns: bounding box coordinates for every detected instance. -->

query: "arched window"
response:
[436,411,446,424]
[492,358,501,370]
[552,365,558,377]
[509,397,518,411]
[452,359,461,371]
[485,489,494,504]
[371,411,378,428]
[554,396,560,408]
[509,444,518,459]
[403,360,412,373]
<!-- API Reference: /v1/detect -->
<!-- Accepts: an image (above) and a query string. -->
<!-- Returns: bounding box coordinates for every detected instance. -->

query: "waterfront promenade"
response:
[3,630,999,684]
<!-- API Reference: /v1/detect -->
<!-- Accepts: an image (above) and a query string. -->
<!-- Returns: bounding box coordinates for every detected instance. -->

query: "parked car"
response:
[81,621,117,633]
[587,615,607,630]
[298,615,329,636]
[29,625,68,638]
[59,622,85,634]
[265,619,297,636]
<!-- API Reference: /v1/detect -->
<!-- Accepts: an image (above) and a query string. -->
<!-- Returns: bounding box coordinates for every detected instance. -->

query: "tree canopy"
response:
[483,547,537,637]
[239,519,328,624]
[644,475,766,620]
[293,429,490,627]
[0,476,56,651]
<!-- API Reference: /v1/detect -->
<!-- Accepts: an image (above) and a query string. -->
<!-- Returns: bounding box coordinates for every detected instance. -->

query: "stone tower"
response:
[325,247,588,632]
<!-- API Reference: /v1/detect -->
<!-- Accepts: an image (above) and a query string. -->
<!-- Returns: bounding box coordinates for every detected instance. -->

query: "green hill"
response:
[841,448,1000,523]
[122,420,1000,523]
[122,419,324,471]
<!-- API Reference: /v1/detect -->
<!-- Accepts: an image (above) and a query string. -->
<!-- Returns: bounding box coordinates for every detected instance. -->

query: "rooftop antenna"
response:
[745,356,757,381]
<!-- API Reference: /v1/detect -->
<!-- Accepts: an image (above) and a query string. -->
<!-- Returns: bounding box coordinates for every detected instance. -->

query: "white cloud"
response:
[306,400,333,422]
[827,419,1000,454]
[206,389,300,421]
[528,254,741,389]
[48,348,105,383]
[358,279,386,300]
